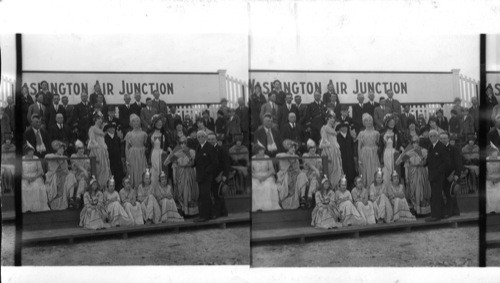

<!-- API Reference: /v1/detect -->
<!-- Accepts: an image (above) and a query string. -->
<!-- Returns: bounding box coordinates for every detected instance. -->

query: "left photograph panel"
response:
[1,34,250,265]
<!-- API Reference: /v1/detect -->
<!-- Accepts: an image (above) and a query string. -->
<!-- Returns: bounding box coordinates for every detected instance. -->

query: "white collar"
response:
[107,132,115,138]
[340,131,347,138]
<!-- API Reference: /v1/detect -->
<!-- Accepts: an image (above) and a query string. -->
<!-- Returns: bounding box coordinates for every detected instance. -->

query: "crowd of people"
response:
[250,80,479,227]
[12,80,250,229]
[485,84,500,214]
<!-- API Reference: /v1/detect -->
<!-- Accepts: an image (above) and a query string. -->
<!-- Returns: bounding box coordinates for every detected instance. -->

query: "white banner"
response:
[22,71,224,104]
[487,72,500,96]
[249,70,458,104]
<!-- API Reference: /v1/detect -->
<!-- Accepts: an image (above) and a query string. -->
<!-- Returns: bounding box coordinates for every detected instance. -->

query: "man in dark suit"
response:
[24,114,51,158]
[435,109,449,132]
[280,112,305,154]
[426,129,451,222]
[70,92,94,143]
[105,105,120,126]
[363,91,379,118]
[104,122,125,191]
[294,95,308,127]
[27,94,47,127]
[151,90,168,115]
[385,89,402,116]
[60,96,73,125]
[38,80,53,108]
[270,80,286,106]
[208,133,229,218]
[351,93,365,130]
[337,121,357,190]
[469,96,479,134]
[322,81,336,105]
[21,87,35,129]
[303,91,326,145]
[140,98,158,130]
[440,132,461,217]
[118,94,134,134]
[235,97,249,146]
[338,105,353,125]
[89,81,107,109]
[277,93,299,129]
[45,94,66,129]
[165,106,182,132]
[253,114,284,157]
[130,93,145,117]
[400,105,416,130]
[260,92,278,127]
[374,98,390,131]
[48,113,73,154]
[194,130,218,222]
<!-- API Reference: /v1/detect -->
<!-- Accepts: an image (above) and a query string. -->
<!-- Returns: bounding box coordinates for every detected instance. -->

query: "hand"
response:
[453,175,459,181]
[222,176,227,182]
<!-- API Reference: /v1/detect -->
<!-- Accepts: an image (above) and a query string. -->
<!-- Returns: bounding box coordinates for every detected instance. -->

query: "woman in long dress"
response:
[70,140,90,207]
[358,113,380,187]
[319,111,343,187]
[45,140,77,210]
[396,135,431,215]
[119,176,144,225]
[137,169,161,224]
[335,176,366,226]
[21,144,50,212]
[369,169,394,223]
[379,114,404,186]
[103,177,134,227]
[351,175,376,224]
[155,171,184,222]
[487,147,500,213]
[276,140,308,209]
[148,115,170,190]
[251,144,281,211]
[79,176,108,230]
[387,171,416,222]
[302,139,323,207]
[165,136,199,216]
[125,114,148,189]
[311,177,342,229]
[88,114,111,188]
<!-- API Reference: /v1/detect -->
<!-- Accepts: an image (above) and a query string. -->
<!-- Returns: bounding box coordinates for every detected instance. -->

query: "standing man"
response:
[235,97,249,146]
[280,112,305,154]
[208,133,229,218]
[70,92,94,143]
[270,80,286,106]
[118,94,134,134]
[426,129,450,222]
[337,121,357,190]
[277,93,299,129]
[304,90,326,145]
[469,97,479,135]
[435,109,449,132]
[24,114,51,158]
[322,81,336,105]
[385,89,401,116]
[45,94,66,129]
[60,96,73,124]
[440,132,461,218]
[338,105,353,125]
[21,86,34,129]
[194,130,218,222]
[104,122,125,191]
[374,97,390,131]
[352,93,365,130]
[130,92,145,117]
[165,105,182,132]
[294,95,308,127]
[400,105,416,130]
[260,92,279,128]
[38,80,53,108]
[89,81,107,109]
[140,98,157,130]
[27,94,47,127]
[48,113,73,154]
[363,91,379,117]
[151,90,168,115]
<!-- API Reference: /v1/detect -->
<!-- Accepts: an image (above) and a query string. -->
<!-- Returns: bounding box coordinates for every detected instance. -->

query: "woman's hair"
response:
[362,113,373,123]
[129,113,140,125]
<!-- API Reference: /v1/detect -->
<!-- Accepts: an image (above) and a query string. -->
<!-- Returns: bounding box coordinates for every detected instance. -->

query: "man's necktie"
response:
[35,130,42,146]
[266,129,274,146]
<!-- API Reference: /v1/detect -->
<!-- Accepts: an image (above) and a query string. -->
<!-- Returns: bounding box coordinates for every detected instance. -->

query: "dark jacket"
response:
[214,144,230,179]
[118,104,135,132]
[277,103,299,128]
[304,101,326,131]
[45,104,67,128]
[427,141,450,183]
[280,122,305,147]
[48,123,73,146]
[194,142,218,183]
[235,105,249,133]
[253,126,284,156]
[24,127,51,157]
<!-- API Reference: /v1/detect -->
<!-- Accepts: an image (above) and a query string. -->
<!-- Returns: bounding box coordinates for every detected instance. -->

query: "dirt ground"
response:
[487,249,500,266]
[252,226,479,267]
[1,223,249,265]
[1,223,15,266]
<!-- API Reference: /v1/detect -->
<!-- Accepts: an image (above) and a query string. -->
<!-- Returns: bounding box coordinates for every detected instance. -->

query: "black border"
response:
[479,34,486,267]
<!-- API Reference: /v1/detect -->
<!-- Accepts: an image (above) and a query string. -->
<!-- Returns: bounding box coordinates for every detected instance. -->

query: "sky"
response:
[487,34,500,71]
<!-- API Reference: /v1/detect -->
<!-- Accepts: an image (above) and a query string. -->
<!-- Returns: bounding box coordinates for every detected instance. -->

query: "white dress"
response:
[21,156,50,212]
[252,155,281,211]
[487,156,500,213]
[382,133,396,186]
[150,133,163,190]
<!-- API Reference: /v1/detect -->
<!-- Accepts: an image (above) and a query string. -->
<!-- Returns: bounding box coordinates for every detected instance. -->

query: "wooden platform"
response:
[22,212,249,245]
[251,212,478,244]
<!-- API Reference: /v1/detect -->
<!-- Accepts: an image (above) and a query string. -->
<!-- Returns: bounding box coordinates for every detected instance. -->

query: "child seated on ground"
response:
[155,171,184,223]
[369,168,394,223]
[137,169,161,224]
[387,171,416,222]
[351,175,376,224]
[311,176,342,229]
[103,176,134,227]
[79,176,108,230]
[119,176,144,225]
[335,176,366,227]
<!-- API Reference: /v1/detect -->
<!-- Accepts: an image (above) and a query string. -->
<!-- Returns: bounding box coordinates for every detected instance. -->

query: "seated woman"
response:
[103,176,134,227]
[311,176,342,229]
[21,143,50,212]
[251,144,281,211]
[79,176,108,230]
[351,175,376,224]
[387,171,416,222]
[462,135,479,193]
[45,140,78,210]
[487,147,500,214]
[335,176,366,226]
[369,168,394,223]
[119,176,144,225]
[155,171,184,222]
[137,169,161,224]
[276,139,308,209]
[1,133,16,195]
[70,140,90,208]
[302,139,323,208]
[229,134,249,194]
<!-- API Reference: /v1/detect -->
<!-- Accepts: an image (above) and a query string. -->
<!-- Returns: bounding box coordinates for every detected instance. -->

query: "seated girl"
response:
[351,175,376,224]
[387,171,416,222]
[311,176,342,229]
[103,176,134,227]
[21,143,50,212]
[369,168,394,223]
[276,139,308,209]
[70,140,90,208]
[79,176,108,230]
[137,169,161,224]
[119,176,144,225]
[302,139,323,208]
[335,176,366,227]
[155,171,184,222]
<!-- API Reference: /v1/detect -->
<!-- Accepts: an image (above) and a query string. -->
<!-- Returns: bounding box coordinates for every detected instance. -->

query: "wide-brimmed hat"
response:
[335,121,350,131]
[51,140,66,151]
[103,122,117,132]
[150,114,163,129]
[282,139,298,150]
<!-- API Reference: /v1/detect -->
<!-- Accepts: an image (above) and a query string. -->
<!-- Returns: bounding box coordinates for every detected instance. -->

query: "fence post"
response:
[452,69,461,103]
[218,69,227,104]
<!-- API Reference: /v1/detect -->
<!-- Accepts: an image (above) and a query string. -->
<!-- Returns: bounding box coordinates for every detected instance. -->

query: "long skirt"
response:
[22,178,50,212]
[338,201,367,226]
[360,146,380,187]
[277,170,308,209]
[392,197,417,222]
[140,195,161,224]
[106,201,135,227]
[150,148,163,190]
[90,146,111,189]
[372,195,394,223]
[382,148,396,186]
[355,201,376,224]
[123,202,144,225]
[79,205,108,230]
[46,171,77,210]
[321,146,343,187]
[252,176,281,211]
[128,147,147,190]
[158,198,184,222]
[407,166,431,215]
[311,205,342,229]
[176,166,199,216]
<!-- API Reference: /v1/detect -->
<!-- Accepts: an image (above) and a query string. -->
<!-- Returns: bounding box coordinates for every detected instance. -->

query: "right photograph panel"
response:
[249,35,480,267]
